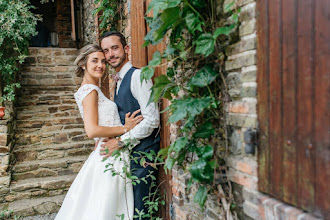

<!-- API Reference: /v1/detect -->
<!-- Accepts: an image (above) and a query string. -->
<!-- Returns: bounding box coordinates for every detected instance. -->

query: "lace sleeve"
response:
[74,84,101,119]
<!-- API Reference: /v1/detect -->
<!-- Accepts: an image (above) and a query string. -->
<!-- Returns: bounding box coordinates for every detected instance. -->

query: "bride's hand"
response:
[124,109,143,132]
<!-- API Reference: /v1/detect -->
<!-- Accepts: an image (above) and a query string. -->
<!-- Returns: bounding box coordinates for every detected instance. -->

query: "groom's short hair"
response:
[101,31,127,48]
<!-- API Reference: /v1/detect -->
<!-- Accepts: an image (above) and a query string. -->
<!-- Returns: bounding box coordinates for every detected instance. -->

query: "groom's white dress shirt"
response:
[116,62,160,145]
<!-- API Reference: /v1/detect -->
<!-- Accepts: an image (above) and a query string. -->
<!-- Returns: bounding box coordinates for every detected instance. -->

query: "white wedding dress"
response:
[55,84,133,220]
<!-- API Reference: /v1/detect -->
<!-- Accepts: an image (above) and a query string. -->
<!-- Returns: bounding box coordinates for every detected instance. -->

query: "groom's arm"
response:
[120,69,160,145]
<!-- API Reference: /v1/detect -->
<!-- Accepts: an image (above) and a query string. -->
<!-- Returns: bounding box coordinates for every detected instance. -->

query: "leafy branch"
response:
[0,0,39,104]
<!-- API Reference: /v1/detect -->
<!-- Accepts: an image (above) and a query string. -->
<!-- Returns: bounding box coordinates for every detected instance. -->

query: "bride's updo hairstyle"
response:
[74,44,103,77]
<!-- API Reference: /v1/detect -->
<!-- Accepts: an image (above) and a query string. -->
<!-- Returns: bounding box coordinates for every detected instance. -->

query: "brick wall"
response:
[56,1,75,48]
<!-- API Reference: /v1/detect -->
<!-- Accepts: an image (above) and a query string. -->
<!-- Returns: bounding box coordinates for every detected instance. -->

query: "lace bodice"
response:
[74,84,122,128]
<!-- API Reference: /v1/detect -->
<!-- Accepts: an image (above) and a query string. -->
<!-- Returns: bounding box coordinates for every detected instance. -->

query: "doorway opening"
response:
[29,0,79,48]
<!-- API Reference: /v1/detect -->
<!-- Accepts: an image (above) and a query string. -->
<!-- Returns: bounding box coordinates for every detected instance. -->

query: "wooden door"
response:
[257,0,330,218]
[131,1,172,219]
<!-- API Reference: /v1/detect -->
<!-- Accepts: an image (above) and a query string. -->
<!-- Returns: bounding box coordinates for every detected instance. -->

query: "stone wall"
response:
[0,102,15,204]
[82,0,98,45]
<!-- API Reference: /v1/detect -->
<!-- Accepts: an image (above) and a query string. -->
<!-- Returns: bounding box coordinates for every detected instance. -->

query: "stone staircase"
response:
[6,48,94,217]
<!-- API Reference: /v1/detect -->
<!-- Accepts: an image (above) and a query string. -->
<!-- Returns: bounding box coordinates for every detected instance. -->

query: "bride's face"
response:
[83,52,106,79]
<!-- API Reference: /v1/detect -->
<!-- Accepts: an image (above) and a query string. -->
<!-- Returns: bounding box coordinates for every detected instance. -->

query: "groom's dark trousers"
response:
[114,66,160,219]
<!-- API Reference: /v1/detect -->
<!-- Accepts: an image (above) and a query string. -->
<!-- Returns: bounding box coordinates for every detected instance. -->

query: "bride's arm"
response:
[82,90,142,138]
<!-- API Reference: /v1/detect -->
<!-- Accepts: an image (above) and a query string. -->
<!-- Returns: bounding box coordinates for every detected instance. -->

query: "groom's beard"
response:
[108,54,126,69]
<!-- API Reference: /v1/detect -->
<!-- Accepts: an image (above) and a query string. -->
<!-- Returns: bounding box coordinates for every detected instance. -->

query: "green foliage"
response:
[104,143,165,220]
[0,0,39,104]
[142,0,240,210]
[0,209,20,220]
[194,185,208,208]
[93,0,120,35]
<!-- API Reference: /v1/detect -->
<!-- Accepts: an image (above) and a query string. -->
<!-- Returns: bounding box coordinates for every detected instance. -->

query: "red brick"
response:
[229,169,257,190]
[237,160,257,176]
[228,101,249,113]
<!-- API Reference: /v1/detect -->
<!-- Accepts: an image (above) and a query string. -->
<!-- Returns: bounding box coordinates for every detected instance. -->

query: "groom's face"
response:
[101,36,129,71]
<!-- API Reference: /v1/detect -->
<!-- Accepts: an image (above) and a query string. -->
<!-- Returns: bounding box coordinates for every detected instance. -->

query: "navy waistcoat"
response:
[114,66,160,152]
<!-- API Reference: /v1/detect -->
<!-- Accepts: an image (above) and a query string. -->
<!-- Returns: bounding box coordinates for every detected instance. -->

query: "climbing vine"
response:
[141,0,240,212]
[93,0,122,35]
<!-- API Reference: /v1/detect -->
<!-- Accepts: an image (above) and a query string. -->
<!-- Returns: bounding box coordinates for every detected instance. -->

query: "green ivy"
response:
[141,0,240,209]
[0,0,39,104]
[93,0,121,35]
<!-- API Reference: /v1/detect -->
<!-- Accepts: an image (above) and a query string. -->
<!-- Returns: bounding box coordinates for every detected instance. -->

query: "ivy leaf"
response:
[188,65,217,89]
[190,159,213,182]
[148,74,172,104]
[145,16,153,26]
[224,2,235,13]
[168,97,213,123]
[184,11,203,34]
[164,156,176,173]
[162,44,176,57]
[181,116,195,132]
[169,137,188,154]
[157,146,170,159]
[153,7,181,42]
[194,33,215,57]
[198,145,214,160]
[146,0,181,17]
[140,66,155,83]
[144,16,163,45]
[193,121,215,138]
[149,51,162,66]
[166,67,175,77]
[213,23,236,39]
[190,0,206,8]
[194,186,208,208]
[170,22,184,42]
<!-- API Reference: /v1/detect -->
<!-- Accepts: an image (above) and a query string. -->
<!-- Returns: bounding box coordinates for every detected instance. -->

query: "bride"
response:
[55,44,142,220]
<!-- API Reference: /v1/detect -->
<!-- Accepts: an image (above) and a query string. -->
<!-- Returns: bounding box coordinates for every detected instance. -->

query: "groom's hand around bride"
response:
[100,138,120,159]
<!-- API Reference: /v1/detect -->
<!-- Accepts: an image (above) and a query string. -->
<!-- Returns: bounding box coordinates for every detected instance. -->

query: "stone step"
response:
[15,127,85,139]
[16,107,80,121]
[13,141,94,162]
[22,65,75,74]
[15,124,84,135]
[10,175,76,193]
[16,102,77,112]
[8,192,65,216]
[29,47,77,56]
[16,108,79,121]
[19,85,78,92]
[12,156,88,181]
[15,129,87,146]
[21,78,79,87]
[16,116,83,129]
[24,53,77,67]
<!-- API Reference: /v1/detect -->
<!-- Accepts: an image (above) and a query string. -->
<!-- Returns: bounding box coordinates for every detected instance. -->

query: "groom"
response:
[100,31,161,219]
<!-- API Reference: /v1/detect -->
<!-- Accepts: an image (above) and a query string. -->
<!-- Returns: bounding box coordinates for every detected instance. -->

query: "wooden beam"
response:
[70,0,76,41]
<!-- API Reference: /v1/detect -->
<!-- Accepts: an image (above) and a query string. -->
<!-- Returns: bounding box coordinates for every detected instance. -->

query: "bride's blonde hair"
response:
[74,44,103,77]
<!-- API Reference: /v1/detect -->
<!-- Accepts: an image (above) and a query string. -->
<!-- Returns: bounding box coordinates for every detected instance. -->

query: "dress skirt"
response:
[55,138,134,220]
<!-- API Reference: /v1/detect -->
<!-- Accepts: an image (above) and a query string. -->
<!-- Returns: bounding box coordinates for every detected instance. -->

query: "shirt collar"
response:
[117,61,132,80]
